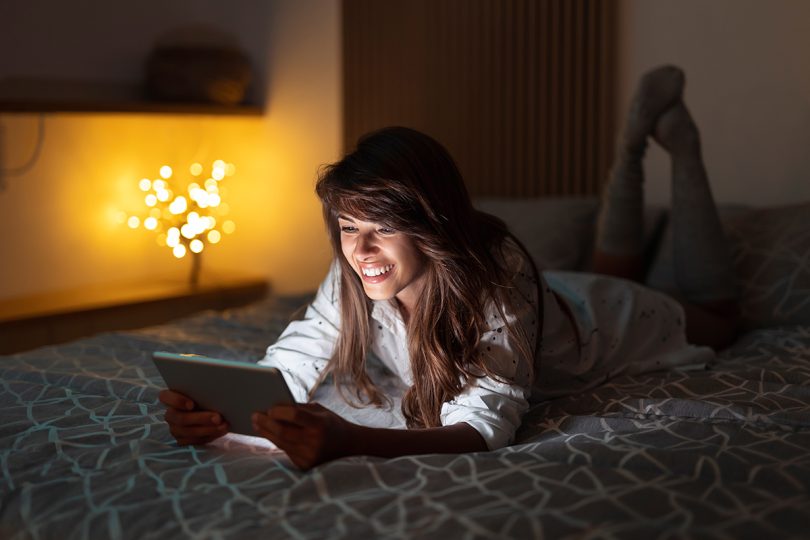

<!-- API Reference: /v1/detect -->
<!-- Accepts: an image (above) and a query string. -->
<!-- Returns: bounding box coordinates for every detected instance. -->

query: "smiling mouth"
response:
[361,264,393,277]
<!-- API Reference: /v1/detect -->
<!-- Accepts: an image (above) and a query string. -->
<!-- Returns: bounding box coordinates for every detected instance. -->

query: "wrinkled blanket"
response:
[2,295,809,539]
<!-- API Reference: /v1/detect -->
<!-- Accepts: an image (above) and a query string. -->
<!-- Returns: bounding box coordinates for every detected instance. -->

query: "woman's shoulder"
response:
[480,236,540,328]
[309,259,342,309]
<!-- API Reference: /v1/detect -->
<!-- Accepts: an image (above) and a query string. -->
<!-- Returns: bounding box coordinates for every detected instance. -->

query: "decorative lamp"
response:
[127,160,237,285]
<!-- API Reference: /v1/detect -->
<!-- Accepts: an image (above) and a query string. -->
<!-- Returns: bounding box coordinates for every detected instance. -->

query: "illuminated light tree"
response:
[127,160,237,285]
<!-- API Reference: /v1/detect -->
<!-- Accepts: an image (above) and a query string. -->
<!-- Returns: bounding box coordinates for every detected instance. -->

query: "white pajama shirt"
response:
[260,240,714,451]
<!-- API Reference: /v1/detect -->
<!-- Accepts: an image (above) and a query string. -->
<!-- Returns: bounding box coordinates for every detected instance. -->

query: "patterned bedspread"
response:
[1,295,809,539]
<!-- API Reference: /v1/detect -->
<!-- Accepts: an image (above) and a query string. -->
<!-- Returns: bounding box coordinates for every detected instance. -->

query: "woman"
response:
[159,66,739,470]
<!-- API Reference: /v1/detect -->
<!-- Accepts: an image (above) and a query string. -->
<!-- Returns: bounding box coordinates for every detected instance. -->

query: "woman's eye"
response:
[340,225,357,233]
[378,227,396,235]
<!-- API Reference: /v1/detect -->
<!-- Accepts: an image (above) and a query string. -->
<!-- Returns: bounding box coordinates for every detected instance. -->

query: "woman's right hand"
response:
[158,389,229,445]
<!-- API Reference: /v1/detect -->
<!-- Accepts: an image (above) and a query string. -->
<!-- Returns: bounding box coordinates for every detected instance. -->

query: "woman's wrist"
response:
[344,422,370,457]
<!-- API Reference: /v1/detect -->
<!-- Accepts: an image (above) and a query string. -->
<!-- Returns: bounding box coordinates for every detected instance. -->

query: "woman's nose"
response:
[354,233,379,258]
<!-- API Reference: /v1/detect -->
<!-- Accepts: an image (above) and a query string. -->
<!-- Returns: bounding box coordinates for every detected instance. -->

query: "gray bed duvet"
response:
[2,294,809,539]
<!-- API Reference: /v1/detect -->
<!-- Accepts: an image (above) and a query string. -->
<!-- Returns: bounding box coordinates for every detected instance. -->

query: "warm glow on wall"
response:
[127,160,237,283]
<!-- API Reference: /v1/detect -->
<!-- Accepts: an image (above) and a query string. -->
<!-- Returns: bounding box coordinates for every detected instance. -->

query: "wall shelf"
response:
[0,78,264,116]
[0,274,270,354]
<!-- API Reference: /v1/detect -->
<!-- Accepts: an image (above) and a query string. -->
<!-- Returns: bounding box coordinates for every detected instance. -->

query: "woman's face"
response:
[338,214,428,317]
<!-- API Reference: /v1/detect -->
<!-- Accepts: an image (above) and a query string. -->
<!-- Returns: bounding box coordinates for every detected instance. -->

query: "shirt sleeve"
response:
[258,261,342,402]
[440,240,541,450]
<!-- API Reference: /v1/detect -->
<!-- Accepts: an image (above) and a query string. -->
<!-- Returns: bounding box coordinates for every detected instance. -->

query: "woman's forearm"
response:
[347,422,488,458]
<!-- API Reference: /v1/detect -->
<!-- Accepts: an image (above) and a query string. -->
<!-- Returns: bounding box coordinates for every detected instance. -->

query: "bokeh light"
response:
[126,161,236,266]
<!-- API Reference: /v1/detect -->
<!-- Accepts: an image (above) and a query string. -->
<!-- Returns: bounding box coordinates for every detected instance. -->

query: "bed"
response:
[2,198,809,538]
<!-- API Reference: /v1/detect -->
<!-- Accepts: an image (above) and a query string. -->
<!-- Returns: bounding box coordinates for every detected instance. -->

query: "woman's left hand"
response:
[252,403,357,470]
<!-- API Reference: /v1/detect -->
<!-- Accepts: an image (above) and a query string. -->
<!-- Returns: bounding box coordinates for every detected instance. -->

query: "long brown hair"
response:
[314,126,536,428]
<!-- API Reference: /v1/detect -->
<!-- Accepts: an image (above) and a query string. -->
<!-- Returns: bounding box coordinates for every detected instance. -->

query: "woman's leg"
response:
[594,66,739,349]
[653,102,740,349]
[593,66,685,281]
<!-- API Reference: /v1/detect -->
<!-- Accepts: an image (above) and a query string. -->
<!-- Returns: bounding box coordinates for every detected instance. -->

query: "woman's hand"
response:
[252,403,357,470]
[158,389,229,446]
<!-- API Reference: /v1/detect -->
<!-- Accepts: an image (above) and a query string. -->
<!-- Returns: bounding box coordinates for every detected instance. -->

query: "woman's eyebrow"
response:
[337,214,356,222]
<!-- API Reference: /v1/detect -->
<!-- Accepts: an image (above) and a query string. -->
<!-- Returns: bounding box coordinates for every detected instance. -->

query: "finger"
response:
[250,422,278,444]
[274,440,321,471]
[286,450,318,471]
[250,418,324,470]
[171,422,229,440]
[165,409,225,427]
[159,390,195,411]
[295,402,335,420]
[252,424,307,460]
[252,413,302,442]
[267,404,329,426]
[252,412,286,435]
[266,404,301,423]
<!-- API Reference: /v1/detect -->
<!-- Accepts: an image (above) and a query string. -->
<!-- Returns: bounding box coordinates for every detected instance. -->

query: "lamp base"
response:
[190,252,202,287]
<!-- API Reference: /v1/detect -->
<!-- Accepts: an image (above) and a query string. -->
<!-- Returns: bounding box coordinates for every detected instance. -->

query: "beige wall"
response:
[6,0,809,302]
[0,0,340,300]
[616,0,810,205]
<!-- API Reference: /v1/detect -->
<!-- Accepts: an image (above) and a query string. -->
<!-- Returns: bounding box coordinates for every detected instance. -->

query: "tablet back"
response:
[153,352,295,435]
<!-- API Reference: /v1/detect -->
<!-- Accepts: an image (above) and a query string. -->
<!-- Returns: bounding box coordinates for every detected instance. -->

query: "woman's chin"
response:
[361,282,395,302]
[362,288,393,302]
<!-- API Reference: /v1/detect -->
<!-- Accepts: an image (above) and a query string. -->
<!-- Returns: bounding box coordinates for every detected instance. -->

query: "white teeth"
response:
[362,264,393,277]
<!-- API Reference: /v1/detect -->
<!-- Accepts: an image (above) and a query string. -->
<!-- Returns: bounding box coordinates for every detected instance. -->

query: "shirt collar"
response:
[370,299,407,336]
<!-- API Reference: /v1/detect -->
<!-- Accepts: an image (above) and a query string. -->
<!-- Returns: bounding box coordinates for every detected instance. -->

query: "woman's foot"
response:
[653,101,701,157]
[623,65,686,153]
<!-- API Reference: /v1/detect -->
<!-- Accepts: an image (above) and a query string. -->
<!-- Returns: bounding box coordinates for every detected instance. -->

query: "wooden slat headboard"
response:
[343,0,615,197]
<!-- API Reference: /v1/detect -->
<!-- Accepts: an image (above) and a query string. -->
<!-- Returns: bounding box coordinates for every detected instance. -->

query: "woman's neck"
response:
[395,298,411,325]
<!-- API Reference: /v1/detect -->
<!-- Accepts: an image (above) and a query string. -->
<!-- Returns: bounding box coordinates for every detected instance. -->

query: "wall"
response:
[616,0,810,205]
[6,0,807,303]
[0,0,340,300]
[343,0,614,199]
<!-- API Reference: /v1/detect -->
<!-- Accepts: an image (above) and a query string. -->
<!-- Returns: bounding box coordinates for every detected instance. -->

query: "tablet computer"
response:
[152,351,296,435]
